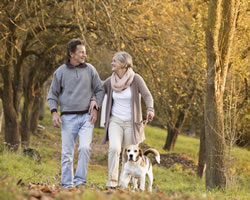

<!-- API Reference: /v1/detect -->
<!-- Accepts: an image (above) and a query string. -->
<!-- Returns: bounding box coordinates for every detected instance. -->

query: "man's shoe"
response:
[76,184,86,191]
[61,186,77,192]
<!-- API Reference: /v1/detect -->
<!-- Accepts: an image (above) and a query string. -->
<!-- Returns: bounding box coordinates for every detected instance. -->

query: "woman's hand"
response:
[88,100,98,114]
[90,109,97,124]
[89,100,98,124]
[147,111,154,122]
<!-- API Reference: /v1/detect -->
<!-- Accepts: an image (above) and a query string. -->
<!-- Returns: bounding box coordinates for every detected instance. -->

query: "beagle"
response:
[120,145,160,192]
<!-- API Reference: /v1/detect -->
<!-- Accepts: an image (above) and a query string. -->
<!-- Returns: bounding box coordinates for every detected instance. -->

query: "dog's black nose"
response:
[129,154,133,158]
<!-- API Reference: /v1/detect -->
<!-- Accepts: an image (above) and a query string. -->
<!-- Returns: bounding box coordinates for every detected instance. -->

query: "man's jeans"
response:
[61,113,94,188]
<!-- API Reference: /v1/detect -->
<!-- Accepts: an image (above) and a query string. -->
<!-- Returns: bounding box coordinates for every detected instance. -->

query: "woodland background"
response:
[0,0,249,199]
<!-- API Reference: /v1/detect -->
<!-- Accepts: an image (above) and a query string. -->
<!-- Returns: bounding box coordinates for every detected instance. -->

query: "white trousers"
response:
[106,115,134,187]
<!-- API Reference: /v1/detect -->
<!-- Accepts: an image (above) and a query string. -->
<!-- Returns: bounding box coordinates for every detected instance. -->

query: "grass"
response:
[144,126,200,159]
[0,108,249,199]
[144,125,250,199]
[153,165,205,192]
[0,147,59,185]
[87,164,108,190]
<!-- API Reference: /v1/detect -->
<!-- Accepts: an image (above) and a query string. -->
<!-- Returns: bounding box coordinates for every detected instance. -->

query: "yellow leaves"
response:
[48,44,57,51]
[121,43,125,49]
[144,47,150,52]
[90,32,98,39]
[144,15,150,20]
[77,11,82,16]
[247,164,250,173]
[120,16,126,21]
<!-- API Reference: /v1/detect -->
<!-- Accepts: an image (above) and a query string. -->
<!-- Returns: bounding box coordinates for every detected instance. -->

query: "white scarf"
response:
[111,68,135,92]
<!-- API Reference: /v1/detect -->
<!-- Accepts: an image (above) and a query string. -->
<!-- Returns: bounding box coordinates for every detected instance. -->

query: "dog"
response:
[120,145,160,192]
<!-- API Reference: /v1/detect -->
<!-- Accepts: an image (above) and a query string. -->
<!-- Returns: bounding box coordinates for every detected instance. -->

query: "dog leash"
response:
[143,118,149,128]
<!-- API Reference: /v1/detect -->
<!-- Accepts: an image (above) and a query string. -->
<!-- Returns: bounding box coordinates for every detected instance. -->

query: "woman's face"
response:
[111,56,125,74]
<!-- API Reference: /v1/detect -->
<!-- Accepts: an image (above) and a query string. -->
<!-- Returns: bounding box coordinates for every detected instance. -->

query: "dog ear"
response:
[139,148,143,157]
[135,148,143,161]
[123,148,128,162]
[139,148,147,166]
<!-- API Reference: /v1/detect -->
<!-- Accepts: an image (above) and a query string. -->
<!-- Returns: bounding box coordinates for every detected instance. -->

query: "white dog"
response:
[120,145,160,192]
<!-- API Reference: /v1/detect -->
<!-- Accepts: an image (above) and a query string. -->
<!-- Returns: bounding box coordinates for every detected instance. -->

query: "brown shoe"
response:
[105,186,117,190]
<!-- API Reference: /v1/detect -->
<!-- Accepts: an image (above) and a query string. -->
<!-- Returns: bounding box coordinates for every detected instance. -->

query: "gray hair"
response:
[114,51,133,69]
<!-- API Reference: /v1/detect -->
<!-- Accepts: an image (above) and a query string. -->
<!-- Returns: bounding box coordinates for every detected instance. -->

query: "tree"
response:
[143,0,207,151]
[197,121,206,178]
[197,0,249,179]
[0,0,78,149]
[204,0,240,189]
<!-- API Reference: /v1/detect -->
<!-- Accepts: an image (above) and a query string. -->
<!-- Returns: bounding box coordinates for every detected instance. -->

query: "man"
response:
[47,39,104,189]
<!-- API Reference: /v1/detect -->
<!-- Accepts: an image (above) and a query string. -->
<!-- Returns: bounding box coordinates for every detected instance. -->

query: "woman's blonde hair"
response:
[114,51,133,69]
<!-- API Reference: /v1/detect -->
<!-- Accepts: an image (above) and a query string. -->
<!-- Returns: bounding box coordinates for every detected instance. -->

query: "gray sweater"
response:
[47,62,104,114]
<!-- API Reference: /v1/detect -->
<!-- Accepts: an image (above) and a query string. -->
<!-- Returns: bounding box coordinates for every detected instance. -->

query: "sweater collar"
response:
[66,59,87,68]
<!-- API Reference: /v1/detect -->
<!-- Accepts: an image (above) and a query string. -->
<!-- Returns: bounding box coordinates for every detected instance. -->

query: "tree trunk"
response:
[21,68,43,144]
[163,127,178,151]
[205,0,239,189]
[197,122,206,178]
[2,81,20,151]
[205,0,226,187]
[0,102,3,134]
[163,111,185,151]
[39,93,46,121]
[1,23,25,151]
[30,91,43,133]
[205,80,227,188]
[21,91,35,146]
[4,113,20,151]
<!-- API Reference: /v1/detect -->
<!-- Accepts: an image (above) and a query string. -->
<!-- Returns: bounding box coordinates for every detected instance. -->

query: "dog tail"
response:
[144,148,160,164]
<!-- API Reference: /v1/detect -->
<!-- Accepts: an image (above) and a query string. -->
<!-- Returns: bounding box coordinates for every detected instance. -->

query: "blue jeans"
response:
[61,113,94,188]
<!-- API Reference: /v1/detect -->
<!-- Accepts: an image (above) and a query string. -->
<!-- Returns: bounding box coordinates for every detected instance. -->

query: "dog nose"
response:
[129,154,133,158]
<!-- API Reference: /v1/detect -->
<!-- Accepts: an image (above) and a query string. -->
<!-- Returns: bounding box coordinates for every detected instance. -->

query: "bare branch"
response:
[8,17,28,32]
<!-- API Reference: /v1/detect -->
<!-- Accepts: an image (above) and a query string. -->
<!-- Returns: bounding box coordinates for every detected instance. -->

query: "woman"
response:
[91,51,154,188]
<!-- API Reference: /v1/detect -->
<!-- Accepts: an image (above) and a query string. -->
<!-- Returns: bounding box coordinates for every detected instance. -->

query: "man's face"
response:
[70,45,86,65]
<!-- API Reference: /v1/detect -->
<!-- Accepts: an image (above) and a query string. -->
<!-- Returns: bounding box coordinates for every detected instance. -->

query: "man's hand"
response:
[88,100,98,114]
[147,111,154,122]
[52,112,62,128]
[89,108,97,124]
